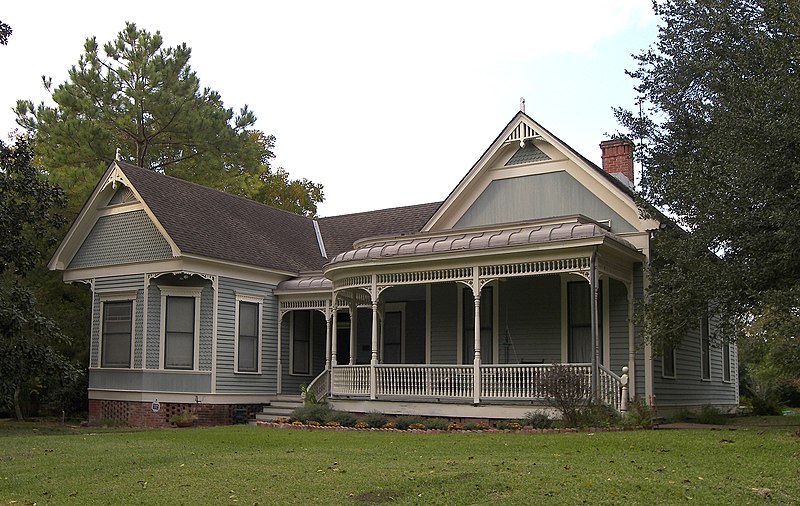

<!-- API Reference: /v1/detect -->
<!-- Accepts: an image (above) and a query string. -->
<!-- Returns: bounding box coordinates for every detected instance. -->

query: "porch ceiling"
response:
[326,215,639,267]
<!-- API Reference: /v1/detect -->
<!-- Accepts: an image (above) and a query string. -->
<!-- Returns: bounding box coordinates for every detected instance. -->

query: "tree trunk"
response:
[13,385,24,421]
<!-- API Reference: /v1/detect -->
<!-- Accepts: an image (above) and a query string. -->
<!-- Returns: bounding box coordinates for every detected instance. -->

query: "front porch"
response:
[309,362,629,415]
[276,217,644,418]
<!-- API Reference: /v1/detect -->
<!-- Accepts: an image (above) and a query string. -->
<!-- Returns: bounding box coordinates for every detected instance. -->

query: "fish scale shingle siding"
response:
[70,210,172,269]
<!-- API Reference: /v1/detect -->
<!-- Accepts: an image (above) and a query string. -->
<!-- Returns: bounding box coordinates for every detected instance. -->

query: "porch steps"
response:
[252,395,304,423]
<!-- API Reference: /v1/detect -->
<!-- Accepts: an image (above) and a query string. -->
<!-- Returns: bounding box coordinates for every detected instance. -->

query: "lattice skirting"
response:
[88,400,262,427]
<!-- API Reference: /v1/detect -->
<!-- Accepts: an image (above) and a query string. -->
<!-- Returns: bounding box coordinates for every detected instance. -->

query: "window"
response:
[662,343,676,378]
[291,310,312,375]
[160,287,201,370]
[701,317,711,380]
[723,341,731,382]
[101,300,133,368]
[567,282,603,364]
[235,297,261,373]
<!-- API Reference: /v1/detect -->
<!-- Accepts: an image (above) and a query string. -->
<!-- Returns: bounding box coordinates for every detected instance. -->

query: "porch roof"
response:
[327,215,638,266]
[276,274,332,292]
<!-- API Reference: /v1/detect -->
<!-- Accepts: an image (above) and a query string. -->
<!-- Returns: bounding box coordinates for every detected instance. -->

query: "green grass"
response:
[1,420,798,504]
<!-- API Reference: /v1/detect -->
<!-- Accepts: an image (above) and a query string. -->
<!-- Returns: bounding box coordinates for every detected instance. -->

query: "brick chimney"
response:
[600,139,634,185]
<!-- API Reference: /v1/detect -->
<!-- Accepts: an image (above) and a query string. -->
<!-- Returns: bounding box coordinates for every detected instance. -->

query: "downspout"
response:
[590,247,599,403]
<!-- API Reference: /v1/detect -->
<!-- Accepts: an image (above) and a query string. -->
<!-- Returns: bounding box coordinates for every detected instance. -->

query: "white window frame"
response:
[290,310,314,376]
[98,291,137,369]
[661,343,677,379]
[234,293,263,374]
[159,286,202,371]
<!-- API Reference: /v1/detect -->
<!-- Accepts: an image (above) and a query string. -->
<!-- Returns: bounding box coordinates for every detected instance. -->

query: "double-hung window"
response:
[235,295,262,373]
[160,287,202,370]
[291,310,312,375]
[100,295,135,368]
[701,317,711,380]
[662,343,676,378]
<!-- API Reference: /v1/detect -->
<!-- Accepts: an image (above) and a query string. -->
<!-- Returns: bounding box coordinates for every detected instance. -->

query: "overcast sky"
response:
[1,1,657,217]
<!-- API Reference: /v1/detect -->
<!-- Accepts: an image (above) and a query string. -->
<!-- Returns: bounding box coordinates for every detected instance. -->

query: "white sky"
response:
[0,1,657,217]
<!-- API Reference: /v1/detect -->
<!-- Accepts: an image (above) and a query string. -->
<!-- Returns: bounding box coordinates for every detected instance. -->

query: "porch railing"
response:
[306,368,330,402]
[326,363,629,413]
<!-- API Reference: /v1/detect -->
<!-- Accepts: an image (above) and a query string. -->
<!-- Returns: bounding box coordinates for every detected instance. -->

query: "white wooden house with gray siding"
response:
[49,111,738,426]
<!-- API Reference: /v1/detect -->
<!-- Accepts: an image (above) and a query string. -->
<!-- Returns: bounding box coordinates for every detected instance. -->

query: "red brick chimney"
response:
[600,139,634,185]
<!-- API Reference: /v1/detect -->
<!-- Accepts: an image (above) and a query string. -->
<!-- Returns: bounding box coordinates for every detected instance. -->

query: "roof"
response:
[119,162,327,272]
[328,216,638,266]
[317,202,442,259]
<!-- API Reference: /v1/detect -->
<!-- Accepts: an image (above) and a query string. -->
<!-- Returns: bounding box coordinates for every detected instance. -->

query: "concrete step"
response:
[254,396,304,421]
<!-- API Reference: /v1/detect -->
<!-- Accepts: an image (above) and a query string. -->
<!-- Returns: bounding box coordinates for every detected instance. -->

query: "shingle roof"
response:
[317,202,442,259]
[119,162,327,273]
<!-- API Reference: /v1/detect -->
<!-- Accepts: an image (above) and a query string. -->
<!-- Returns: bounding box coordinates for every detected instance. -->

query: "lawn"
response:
[1,420,798,505]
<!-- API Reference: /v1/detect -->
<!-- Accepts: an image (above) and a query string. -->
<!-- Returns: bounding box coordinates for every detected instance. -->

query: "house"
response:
[49,111,739,426]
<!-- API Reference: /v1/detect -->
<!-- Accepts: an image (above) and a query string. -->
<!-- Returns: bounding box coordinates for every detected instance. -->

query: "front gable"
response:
[49,163,180,272]
[424,112,656,234]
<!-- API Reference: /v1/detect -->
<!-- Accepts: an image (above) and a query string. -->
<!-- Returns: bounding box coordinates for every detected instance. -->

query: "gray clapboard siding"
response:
[633,264,646,397]
[608,279,629,373]
[498,276,561,364]
[89,369,211,392]
[70,210,172,269]
[455,172,637,233]
[215,277,276,393]
[430,283,457,364]
[653,316,738,407]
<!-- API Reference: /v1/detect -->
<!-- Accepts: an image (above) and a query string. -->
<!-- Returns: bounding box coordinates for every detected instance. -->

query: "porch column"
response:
[472,274,482,405]
[370,275,379,400]
[370,299,379,400]
[348,303,356,366]
[331,293,338,367]
[277,311,284,394]
[590,248,600,402]
[324,301,332,371]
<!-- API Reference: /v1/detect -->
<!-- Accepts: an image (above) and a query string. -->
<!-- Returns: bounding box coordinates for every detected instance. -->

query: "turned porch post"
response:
[590,248,600,402]
[324,300,332,371]
[472,272,482,404]
[277,311,284,394]
[331,293,339,367]
[370,276,379,400]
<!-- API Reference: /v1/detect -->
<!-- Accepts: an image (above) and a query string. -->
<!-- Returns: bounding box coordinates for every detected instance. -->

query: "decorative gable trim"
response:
[49,162,181,271]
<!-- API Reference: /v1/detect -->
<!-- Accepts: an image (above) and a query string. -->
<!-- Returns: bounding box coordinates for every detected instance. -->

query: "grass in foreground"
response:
[1,421,798,505]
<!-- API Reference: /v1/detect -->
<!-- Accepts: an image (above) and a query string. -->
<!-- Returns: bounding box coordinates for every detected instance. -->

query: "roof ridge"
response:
[319,201,442,221]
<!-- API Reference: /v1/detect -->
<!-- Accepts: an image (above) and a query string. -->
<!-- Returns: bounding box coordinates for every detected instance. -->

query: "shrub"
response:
[408,423,426,430]
[290,403,332,424]
[495,420,523,430]
[622,397,653,428]
[539,364,591,427]
[382,422,397,429]
[272,416,291,424]
[576,404,620,428]
[463,422,489,431]
[696,405,727,425]
[447,422,463,430]
[523,412,553,429]
[327,410,358,427]
[394,416,423,430]
[424,418,449,430]
[354,421,369,429]
[361,412,388,428]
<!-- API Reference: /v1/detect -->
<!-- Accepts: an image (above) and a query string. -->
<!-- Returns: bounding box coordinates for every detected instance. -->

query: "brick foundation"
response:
[88,399,263,427]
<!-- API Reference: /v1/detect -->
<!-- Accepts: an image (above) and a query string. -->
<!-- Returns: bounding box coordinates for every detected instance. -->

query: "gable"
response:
[424,112,655,234]
[455,172,637,233]
[69,209,173,269]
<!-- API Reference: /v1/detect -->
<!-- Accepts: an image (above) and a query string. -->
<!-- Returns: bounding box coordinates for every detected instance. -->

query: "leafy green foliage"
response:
[15,22,323,216]
[615,1,800,362]
[523,412,554,429]
[0,136,76,420]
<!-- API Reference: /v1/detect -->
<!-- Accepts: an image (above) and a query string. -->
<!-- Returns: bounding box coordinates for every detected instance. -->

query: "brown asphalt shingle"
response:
[119,162,326,273]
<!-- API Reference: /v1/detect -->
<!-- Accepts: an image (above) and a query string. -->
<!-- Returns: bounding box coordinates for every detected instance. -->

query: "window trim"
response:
[234,293,263,374]
[98,291,137,369]
[290,310,314,376]
[159,286,202,371]
[661,343,677,379]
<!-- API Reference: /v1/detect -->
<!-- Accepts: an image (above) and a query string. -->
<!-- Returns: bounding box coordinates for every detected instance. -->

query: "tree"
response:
[615,1,799,373]
[0,20,11,45]
[0,136,77,420]
[15,22,322,216]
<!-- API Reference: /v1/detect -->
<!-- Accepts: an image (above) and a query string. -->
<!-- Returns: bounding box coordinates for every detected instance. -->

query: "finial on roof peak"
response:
[520,97,526,113]
[115,147,121,161]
